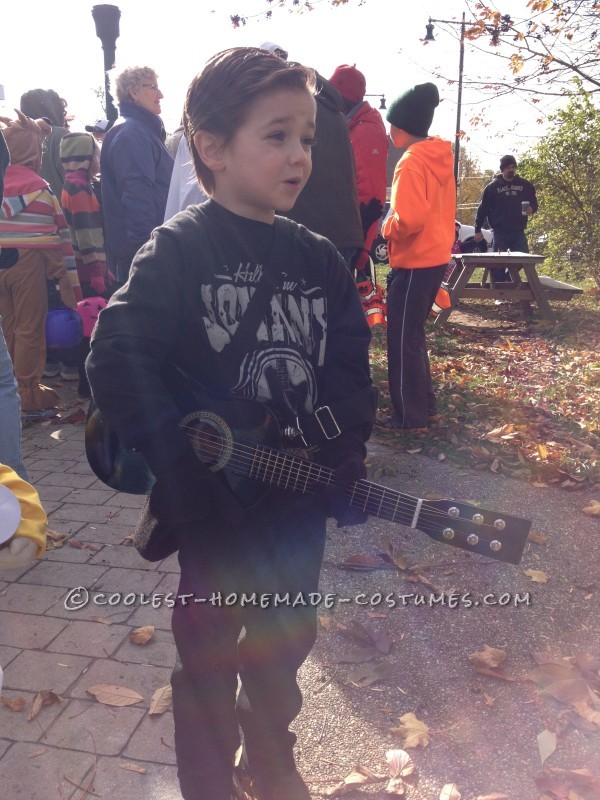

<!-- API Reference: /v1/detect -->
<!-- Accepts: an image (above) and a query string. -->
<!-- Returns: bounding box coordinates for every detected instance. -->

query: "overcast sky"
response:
[1,0,565,171]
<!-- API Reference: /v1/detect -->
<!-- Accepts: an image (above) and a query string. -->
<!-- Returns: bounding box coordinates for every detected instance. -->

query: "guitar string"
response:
[176,422,512,541]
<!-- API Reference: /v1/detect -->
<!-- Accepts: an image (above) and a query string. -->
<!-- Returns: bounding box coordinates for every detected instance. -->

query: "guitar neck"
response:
[236,440,528,564]
[242,442,420,527]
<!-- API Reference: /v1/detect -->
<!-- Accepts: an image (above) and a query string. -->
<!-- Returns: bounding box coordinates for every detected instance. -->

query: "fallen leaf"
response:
[525,568,549,583]
[535,767,600,798]
[86,684,144,707]
[336,620,392,654]
[346,661,393,688]
[440,785,461,800]
[92,616,113,625]
[382,537,409,570]
[326,765,382,796]
[27,690,62,721]
[1,695,26,712]
[385,749,415,779]
[67,539,84,549]
[468,646,506,670]
[46,529,67,542]
[582,500,600,517]
[120,762,147,774]
[129,625,155,645]
[390,712,430,748]
[149,684,172,715]
[60,408,87,424]
[537,729,557,764]
[528,529,549,545]
[319,616,333,630]
[483,693,496,707]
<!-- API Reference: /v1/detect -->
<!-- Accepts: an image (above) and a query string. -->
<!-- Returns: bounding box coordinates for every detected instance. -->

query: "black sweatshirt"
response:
[475,173,538,233]
[87,200,373,477]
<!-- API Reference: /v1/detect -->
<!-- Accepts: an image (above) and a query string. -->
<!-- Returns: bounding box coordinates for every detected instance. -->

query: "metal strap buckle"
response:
[314,405,341,441]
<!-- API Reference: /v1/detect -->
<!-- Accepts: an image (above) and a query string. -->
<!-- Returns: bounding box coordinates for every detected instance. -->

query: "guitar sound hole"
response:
[180,410,234,474]
[189,422,221,464]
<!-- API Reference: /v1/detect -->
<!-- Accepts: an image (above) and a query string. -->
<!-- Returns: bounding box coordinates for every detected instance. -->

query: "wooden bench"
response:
[537,275,583,301]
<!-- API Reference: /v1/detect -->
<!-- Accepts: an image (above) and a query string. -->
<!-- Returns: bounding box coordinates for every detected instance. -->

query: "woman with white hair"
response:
[100,66,174,284]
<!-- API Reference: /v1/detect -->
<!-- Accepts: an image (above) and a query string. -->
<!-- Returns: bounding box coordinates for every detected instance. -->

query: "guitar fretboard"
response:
[244,443,419,528]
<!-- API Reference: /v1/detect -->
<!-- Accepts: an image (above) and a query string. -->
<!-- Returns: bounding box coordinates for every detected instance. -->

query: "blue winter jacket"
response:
[100,101,174,281]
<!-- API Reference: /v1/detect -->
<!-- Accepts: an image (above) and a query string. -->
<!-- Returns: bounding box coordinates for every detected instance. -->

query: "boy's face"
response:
[206,88,316,224]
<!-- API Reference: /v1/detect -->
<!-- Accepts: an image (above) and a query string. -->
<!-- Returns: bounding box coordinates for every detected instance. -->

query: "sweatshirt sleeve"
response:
[475,185,492,232]
[316,247,374,466]
[86,228,196,476]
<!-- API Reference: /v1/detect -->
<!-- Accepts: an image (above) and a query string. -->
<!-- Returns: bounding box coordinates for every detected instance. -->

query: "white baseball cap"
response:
[259,41,288,60]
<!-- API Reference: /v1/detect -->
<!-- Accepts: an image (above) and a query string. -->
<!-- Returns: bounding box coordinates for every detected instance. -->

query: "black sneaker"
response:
[253,769,310,800]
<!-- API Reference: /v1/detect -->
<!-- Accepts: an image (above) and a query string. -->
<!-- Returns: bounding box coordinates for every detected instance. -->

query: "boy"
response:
[87,48,374,800]
[59,132,111,397]
[374,82,456,432]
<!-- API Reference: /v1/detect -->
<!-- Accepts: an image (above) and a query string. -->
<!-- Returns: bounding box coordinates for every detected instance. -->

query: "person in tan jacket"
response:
[375,82,456,432]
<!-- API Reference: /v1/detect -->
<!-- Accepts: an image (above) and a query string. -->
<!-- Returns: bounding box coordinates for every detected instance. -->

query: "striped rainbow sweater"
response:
[0,164,81,298]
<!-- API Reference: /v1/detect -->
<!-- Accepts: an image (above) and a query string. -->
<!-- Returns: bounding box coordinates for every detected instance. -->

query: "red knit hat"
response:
[329,65,366,104]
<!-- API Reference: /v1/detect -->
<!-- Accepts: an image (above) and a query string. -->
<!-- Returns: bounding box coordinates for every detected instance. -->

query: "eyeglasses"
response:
[141,83,160,92]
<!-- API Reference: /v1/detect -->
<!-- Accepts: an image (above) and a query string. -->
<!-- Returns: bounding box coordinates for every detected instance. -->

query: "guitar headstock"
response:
[418,498,530,564]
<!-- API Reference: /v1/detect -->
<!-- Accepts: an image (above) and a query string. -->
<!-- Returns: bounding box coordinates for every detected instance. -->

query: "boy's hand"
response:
[316,453,369,528]
[149,450,244,527]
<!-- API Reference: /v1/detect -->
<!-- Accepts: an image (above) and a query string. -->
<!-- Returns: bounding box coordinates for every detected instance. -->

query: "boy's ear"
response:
[193,131,226,173]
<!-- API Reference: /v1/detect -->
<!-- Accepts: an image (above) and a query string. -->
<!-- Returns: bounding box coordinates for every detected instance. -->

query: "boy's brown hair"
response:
[184,47,316,194]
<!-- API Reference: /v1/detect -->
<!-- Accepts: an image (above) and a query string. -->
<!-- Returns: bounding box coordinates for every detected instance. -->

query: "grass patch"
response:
[370,292,600,488]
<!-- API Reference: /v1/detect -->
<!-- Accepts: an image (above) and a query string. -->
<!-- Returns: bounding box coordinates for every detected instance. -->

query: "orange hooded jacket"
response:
[383,137,456,269]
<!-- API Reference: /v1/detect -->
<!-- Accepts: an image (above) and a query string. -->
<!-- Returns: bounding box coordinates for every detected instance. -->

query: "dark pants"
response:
[491,229,529,283]
[171,489,326,800]
[386,265,446,428]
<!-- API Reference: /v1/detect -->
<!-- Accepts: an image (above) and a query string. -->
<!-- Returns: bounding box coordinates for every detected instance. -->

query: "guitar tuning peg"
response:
[494,519,506,530]
[472,513,484,524]
[443,528,455,540]
[467,534,479,546]
[490,540,502,551]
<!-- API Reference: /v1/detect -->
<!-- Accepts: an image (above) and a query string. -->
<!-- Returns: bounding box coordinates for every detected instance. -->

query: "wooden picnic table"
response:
[433,251,583,326]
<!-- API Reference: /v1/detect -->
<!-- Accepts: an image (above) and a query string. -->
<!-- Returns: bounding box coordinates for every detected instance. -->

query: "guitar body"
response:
[85,392,282,507]
[85,374,531,564]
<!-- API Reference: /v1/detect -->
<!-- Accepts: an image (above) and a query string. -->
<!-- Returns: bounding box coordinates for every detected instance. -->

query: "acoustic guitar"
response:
[85,387,530,565]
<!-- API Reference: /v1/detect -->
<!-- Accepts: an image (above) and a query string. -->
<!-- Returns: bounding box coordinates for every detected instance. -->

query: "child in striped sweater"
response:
[60,132,112,397]
[0,111,81,414]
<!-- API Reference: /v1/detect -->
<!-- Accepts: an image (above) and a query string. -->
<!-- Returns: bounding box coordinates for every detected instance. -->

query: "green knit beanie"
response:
[386,82,440,137]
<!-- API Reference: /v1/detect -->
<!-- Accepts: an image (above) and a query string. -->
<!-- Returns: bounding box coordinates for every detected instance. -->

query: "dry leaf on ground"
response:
[326,765,383,797]
[525,568,549,583]
[537,729,557,764]
[86,684,144,707]
[1,696,26,712]
[385,749,415,779]
[440,784,461,800]
[390,712,430,748]
[345,661,393,688]
[27,690,62,721]
[149,684,172,715]
[583,500,600,516]
[129,625,155,645]
[468,646,506,670]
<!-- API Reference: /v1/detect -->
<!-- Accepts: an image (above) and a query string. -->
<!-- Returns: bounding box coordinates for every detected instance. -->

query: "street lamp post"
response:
[424,13,511,188]
[425,13,466,187]
[92,4,121,123]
